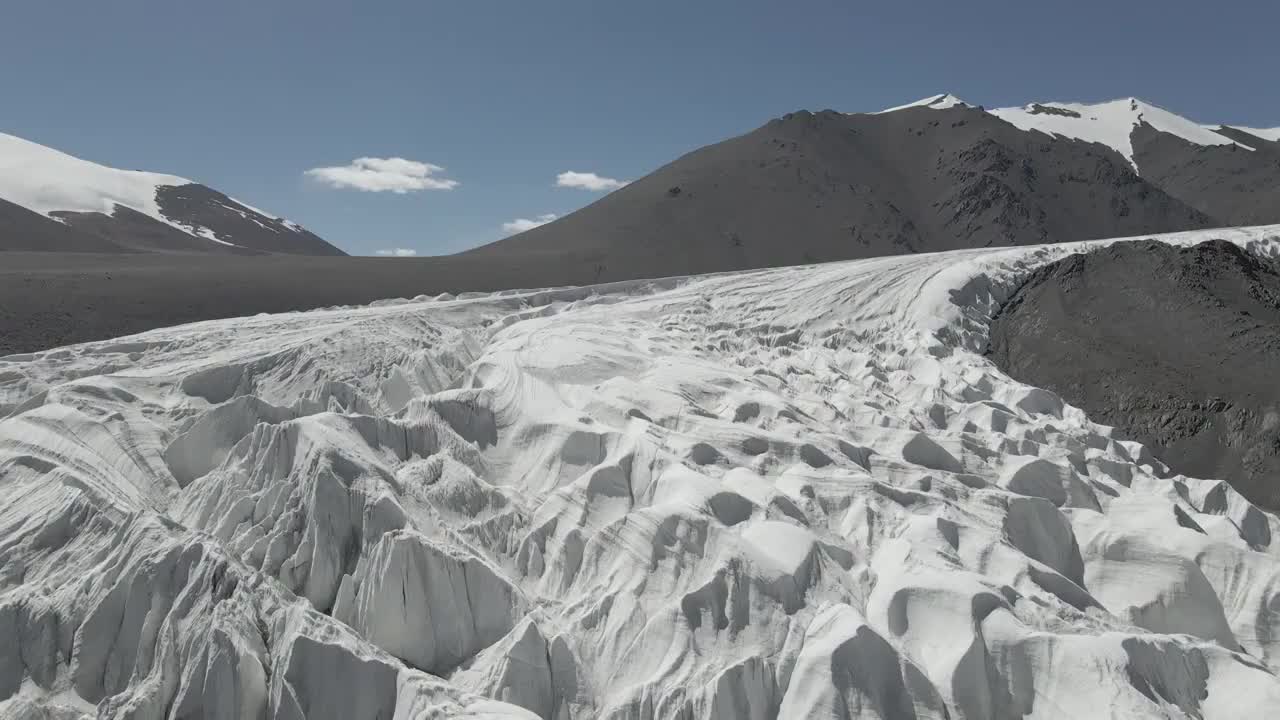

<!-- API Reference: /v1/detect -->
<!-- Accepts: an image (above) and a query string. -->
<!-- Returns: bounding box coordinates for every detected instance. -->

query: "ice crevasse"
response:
[3,225,1280,718]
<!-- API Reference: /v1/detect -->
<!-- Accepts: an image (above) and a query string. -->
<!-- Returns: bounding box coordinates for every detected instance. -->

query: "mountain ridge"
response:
[464,94,1279,281]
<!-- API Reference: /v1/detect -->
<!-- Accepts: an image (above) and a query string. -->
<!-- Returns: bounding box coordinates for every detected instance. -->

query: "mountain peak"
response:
[873,93,971,114]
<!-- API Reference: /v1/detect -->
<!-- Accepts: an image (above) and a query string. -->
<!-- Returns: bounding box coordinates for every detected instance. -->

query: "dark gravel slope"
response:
[0,198,129,252]
[988,239,1280,510]
[0,250,629,356]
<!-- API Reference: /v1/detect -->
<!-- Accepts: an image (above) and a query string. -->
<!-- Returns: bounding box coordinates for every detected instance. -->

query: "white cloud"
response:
[305,157,458,193]
[502,213,558,234]
[375,248,418,257]
[555,171,627,192]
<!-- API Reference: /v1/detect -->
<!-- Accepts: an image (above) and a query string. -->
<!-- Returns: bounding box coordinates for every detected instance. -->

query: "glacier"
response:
[3,225,1280,718]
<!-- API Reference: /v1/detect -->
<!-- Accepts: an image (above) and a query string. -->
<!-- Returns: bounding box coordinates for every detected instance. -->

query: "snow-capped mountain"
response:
[468,93,1279,284]
[898,95,1280,225]
[0,131,344,255]
[3,224,1280,717]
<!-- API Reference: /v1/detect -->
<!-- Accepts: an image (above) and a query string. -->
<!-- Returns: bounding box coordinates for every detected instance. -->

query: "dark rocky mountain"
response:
[1134,125,1280,227]
[155,184,342,255]
[988,239,1280,511]
[465,97,1278,281]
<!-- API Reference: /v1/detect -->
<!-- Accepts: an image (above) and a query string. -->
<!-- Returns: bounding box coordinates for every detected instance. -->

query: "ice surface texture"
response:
[3,225,1280,718]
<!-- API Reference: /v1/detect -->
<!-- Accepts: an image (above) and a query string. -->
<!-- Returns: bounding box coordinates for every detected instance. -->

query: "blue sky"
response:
[3,0,1277,256]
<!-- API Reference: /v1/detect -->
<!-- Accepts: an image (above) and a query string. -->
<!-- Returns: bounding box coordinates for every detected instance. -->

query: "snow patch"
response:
[991,97,1250,168]
[229,195,306,232]
[874,93,970,114]
[0,131,187,219]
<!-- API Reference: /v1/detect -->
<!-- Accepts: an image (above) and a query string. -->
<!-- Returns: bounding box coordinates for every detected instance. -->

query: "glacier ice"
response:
[3,225,1280,718]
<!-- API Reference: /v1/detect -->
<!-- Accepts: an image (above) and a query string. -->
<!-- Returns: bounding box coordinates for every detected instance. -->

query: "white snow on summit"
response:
[0,131,188,219]
[871,94,1264,171]
[0,131,300,246]
[4,224,1280,717]
[990,98,1249,167]
[873,93,970,114]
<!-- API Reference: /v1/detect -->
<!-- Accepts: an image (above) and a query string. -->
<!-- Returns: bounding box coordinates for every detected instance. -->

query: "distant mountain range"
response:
[0,132,343,255]
[466,95,1280,278]
[4,95,1277,266]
